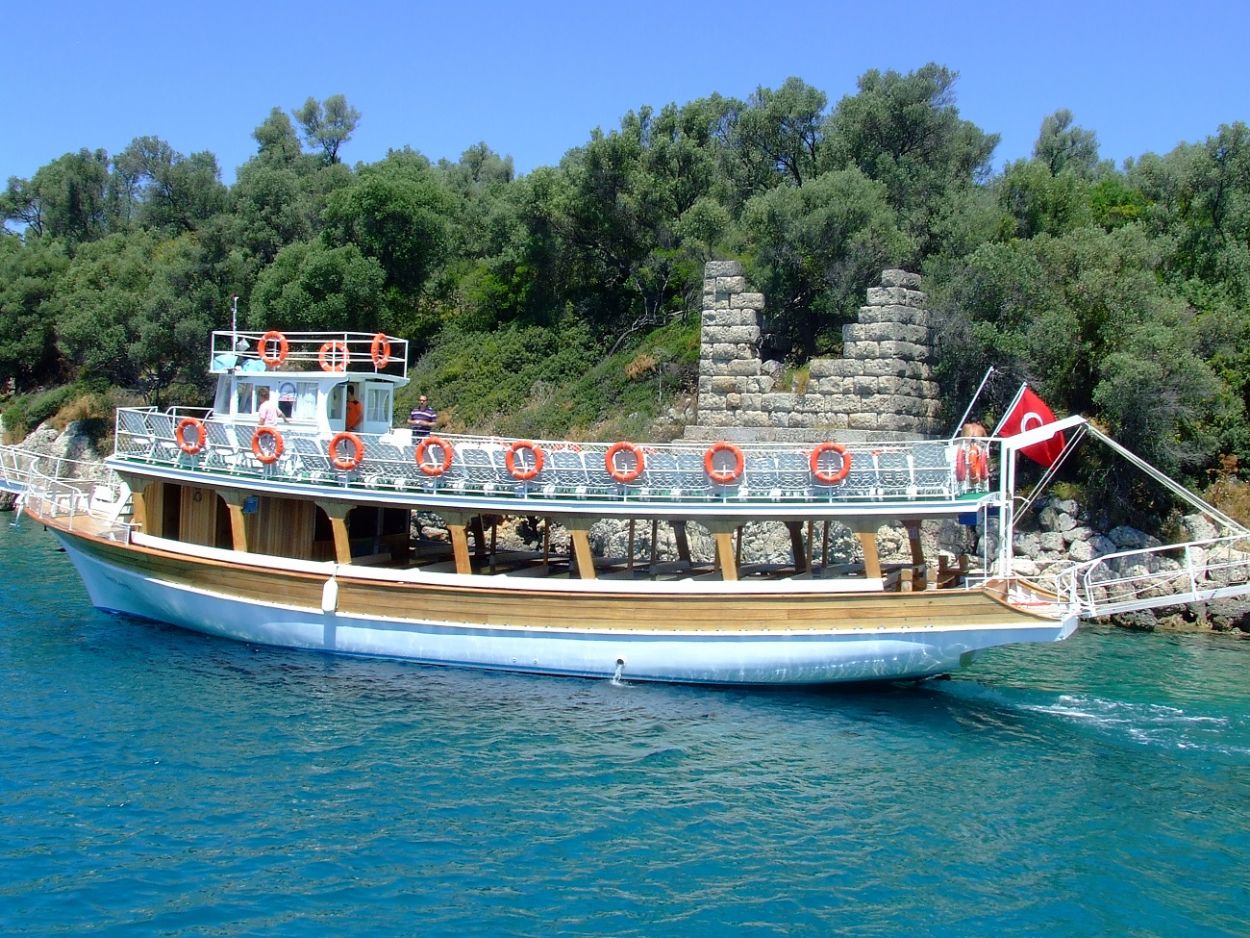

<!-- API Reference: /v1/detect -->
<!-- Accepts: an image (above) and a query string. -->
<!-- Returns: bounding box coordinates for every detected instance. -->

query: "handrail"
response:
[1057,533,1250,618]
[110,407,987,505]
[210,330,408,379]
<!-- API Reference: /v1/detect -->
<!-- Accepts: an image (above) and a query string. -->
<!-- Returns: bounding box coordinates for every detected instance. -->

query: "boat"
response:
[8,327,1250,686]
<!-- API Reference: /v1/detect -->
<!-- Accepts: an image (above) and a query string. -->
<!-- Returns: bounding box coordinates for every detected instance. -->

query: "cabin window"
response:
[293,382,318,420]
[236,383,256,415]
[365,385,390,423]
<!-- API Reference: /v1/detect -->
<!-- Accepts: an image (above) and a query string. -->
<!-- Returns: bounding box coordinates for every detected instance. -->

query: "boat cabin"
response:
[208,330,409,436]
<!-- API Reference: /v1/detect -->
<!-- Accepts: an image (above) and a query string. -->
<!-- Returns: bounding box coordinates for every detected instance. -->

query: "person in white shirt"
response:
[257,388,285,427]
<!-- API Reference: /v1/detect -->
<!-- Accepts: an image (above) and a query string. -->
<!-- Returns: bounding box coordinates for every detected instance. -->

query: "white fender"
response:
[321,577,339,613]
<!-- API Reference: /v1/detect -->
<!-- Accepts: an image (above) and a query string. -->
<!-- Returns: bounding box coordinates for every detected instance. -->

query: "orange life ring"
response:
[809,441,852,485]
[704,441,744,484]
[259,330,288,367]
[505,440,544,481]
[415,435,453,476]
[970,444,989,483]
[604,441,645,483]
[370,333,391,369]
[251,426,284,464]
[175,417,207,456]
[318,340,349,373]
[955,445,969,482]
[329,431,364,471]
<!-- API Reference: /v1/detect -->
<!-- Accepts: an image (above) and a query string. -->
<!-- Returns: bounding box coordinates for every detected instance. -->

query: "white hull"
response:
[54,530,1078,686]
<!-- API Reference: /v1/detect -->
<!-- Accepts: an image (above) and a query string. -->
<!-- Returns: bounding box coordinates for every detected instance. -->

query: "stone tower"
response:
[689,261,942,442]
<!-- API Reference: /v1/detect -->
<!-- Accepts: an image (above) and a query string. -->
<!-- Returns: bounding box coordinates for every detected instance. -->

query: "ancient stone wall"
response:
[689,261,943,442]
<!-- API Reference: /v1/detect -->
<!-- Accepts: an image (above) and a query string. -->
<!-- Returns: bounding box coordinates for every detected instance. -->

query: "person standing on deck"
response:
[408,395,437,437]
[257,387,285,426]
[346,386,364,431]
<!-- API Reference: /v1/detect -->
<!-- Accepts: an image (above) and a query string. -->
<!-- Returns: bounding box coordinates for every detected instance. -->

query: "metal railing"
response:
[112,407,983,505]
[20,459,134,540]
[1057,533,1250,618]
[209,330,409,379]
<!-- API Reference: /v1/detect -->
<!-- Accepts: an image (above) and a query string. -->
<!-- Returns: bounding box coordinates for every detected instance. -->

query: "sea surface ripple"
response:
[1,520,1248,936]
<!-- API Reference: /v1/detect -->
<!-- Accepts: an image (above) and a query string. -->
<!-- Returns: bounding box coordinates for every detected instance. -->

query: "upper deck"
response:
[210,329,409,380]
[108,406,999,521]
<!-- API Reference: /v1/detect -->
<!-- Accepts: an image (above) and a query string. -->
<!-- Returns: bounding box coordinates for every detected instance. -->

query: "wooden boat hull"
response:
[47,520,1078,686]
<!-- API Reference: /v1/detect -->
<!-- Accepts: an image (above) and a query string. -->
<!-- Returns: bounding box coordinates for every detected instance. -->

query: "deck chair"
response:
[145,412,182,463]
[291,435,336,482]
[117,410,157,460]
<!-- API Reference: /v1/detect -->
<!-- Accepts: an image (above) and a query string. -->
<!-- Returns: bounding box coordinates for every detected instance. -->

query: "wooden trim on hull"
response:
[42,512,1062,637]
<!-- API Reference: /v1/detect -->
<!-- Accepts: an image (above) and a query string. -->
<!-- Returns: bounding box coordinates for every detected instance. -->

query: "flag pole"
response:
[992,382,1029,437]
[949,366,996,440]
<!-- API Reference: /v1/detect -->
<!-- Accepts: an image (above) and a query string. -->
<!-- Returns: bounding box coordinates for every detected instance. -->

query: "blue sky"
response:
[3,0,1246,185]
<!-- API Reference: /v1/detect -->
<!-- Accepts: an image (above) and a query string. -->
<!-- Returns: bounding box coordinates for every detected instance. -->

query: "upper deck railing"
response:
[210,330,409,380]
[112,406,993,506]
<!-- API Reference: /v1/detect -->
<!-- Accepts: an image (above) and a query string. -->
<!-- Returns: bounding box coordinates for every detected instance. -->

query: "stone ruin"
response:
[688,260,944,442]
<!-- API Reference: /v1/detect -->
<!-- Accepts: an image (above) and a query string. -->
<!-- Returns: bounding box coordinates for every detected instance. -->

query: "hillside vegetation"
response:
[4,70,1250,521]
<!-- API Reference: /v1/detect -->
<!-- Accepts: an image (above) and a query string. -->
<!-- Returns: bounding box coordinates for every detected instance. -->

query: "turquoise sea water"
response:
[1,519,1248,937]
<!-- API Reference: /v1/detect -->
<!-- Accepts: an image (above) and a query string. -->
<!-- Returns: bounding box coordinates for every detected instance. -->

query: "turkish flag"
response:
[998,386,1066,467]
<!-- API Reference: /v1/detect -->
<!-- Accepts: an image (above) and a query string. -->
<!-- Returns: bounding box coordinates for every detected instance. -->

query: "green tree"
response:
[293,94,361,165]
[1033,109,1100,177]
[249,240,386,333]
[2,149,113,244]
[823,64,999,256]
[743,168,911,356]
[322,149,455,297]
[0,236,70,388]
[112,136,227,232]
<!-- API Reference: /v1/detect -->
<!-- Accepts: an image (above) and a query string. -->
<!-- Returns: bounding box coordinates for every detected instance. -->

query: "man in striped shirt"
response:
[408,395,437,437]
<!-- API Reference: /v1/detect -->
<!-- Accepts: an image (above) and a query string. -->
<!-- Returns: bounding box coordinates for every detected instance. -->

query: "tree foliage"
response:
[3,75,1250,506]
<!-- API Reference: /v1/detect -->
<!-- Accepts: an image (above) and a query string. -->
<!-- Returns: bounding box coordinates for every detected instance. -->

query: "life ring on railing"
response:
[969,443,989,484]
[176,417,207,456]
[955,441,990,485]
[318,340,349,373]
[415,435,453,476]
[251,426,284,464]
[506,440,544,481]
[329,431,364,471]
[259,330,288,367]
[370,333,391,369]
[605,441,645,484]
[809,441,852,485]
[704,441,744,484]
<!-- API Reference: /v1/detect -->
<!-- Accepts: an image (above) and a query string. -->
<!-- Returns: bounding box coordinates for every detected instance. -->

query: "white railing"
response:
[209,330,409,379]
[20,460,134,540]
[1057,534,1250,618]
[112,407,985,505]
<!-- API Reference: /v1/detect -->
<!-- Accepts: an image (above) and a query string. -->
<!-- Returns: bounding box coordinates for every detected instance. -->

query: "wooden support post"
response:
[706,522,738,581]
[786,521,809,575]
[440,509,476,575]
[821,520,831,571]
[672,521,691,565]
[218,490,252,553]
[316,500,353,566]
[714,531,738,581]
[650,519,659,574]
[469,515,487,558]
[852,521,883,580]
[568,524,596,580]
[904,520,927,590]
[627,519,636,572]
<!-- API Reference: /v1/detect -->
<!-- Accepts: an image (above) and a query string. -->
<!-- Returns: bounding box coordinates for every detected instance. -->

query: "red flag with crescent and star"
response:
[995,385,1066,467]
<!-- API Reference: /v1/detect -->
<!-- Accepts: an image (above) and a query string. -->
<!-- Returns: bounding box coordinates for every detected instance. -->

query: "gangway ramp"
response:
[1062,533,1250,618]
